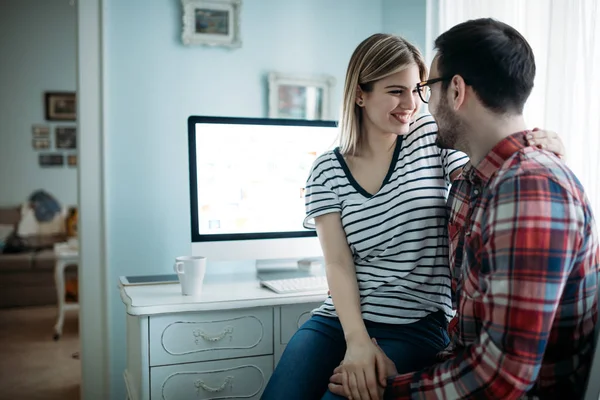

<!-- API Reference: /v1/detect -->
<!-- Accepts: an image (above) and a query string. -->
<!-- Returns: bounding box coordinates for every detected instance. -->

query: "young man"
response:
[329,18,600,400]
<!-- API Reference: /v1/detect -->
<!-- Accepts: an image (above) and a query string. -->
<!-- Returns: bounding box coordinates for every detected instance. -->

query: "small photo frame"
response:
[45,92,76,121]
[32,138,50,150]
[55,126,77,149]
[181,0,241,48]
[67,154,77,167]
[32,125,50,137]
[268,72,336,120]
[39,153,64,167]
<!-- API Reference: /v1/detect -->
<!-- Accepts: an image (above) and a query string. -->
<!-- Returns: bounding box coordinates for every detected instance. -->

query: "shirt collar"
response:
[462,131,530,185]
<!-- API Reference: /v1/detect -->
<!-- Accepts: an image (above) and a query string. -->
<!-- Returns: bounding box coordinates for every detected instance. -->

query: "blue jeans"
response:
[261,312,449,400]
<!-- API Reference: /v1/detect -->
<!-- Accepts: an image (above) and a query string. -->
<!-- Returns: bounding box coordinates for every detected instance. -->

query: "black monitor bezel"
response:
[188,115,337,243]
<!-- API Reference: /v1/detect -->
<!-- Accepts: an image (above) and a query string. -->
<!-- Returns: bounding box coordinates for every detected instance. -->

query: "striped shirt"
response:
[385,132,600,399]
[303,115,468,325]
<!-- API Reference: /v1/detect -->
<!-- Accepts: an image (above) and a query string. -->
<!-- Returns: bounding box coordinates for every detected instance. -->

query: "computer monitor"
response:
[188,116,338,269]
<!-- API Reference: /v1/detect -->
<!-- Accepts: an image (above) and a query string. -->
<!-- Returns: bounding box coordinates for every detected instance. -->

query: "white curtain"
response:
[438,0,600,217]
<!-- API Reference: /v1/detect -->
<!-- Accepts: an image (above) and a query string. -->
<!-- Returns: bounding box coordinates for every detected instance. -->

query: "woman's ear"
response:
[355,85,365,107]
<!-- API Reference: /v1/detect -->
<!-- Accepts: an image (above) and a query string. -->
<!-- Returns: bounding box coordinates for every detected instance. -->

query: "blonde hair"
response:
[338,34,428,156]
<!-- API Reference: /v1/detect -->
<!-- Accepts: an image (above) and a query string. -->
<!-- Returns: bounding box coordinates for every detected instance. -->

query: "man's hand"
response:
[328,338,397,399]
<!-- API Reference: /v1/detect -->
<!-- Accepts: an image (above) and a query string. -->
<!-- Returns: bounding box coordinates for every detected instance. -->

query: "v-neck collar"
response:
[333,135,403,198]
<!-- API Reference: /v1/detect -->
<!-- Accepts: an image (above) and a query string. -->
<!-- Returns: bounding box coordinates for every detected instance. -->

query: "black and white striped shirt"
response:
[303,115,468,324]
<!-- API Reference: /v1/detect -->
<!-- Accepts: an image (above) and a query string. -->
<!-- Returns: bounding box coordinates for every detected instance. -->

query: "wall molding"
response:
[77,0,109,398]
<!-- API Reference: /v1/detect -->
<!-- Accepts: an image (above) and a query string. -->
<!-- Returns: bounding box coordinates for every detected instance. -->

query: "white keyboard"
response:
[261,275,328,294]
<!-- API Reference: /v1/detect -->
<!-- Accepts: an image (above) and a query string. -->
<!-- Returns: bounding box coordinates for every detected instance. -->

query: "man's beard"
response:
[434,96,463,150]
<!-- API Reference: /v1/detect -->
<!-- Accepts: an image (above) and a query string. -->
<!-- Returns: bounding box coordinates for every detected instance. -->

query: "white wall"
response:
[382,0,428,52]
[0,0,77,207]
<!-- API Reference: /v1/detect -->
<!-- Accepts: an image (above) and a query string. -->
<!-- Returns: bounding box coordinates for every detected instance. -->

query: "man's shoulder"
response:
[492,148,586,201]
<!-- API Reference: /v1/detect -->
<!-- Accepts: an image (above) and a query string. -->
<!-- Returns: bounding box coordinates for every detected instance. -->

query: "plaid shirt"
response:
[385,132,599,400]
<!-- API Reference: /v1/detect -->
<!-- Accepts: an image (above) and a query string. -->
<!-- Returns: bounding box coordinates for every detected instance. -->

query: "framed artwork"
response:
[32,125,50,137]
[181,0,242,48]
[67,154,78,167]
[32,138,50,150]
[39,153,64,167]
[45,92,76,121]
[55,126,77,149]
[268,72,336,120]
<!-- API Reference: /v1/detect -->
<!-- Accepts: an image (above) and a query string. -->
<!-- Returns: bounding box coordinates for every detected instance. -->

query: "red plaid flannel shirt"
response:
[385,132,599,399]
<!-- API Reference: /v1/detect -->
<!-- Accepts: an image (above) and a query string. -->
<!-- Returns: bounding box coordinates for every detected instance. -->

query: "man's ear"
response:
[449,75,467,111]
[355,85,365,107]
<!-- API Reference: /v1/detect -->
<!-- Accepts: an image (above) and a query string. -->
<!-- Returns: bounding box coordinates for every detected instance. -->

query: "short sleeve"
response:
[302,154,341,229]
[441,149,468,184]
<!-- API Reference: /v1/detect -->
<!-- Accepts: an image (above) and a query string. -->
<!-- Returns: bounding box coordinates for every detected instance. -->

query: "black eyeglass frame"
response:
[416,76,453,104]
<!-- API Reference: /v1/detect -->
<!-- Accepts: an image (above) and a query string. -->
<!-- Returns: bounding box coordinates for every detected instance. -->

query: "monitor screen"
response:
[188,116,338,242]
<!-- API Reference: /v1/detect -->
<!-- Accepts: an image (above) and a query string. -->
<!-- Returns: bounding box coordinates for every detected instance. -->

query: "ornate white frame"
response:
[268,72,336,120]
[181,0,242,48]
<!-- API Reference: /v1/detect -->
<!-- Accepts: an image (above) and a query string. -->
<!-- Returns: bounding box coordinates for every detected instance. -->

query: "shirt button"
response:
[473,189,480,195]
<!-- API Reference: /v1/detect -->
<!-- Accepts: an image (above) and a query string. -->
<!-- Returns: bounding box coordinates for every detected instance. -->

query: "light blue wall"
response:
[0,0,77,207]
[104,1,383,397]
[382,0,428,54]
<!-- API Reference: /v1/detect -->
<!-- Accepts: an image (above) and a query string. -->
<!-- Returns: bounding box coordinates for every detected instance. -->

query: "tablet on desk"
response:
[119,274,179,286]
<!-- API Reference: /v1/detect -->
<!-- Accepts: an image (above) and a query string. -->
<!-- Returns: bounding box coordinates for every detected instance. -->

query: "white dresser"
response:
[119,270,327,400]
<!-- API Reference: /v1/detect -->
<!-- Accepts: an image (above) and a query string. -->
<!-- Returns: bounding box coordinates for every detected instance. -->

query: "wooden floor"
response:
[0,306,80,400]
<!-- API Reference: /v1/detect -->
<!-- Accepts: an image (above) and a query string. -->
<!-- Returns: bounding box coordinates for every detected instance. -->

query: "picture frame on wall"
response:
[32,138,50,150]
[45,92,76,121]
[268,72,336,120]
[32,125,50,137]
[39,153,64,167]
[181,0,242,48]
[55,126,77,149]
[67,154,77,167]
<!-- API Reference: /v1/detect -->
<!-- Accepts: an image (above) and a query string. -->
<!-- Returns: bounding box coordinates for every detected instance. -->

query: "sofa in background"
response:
[0,206,76,308]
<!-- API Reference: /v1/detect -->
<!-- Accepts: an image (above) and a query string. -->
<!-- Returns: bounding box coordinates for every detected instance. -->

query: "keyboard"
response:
[261,275,328,294]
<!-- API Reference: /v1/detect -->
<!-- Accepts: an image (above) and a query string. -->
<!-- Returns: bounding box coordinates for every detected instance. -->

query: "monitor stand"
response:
[255,258,325,281]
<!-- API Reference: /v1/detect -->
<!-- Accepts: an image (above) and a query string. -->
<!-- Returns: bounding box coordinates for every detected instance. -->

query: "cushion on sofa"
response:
[17,203,66,237]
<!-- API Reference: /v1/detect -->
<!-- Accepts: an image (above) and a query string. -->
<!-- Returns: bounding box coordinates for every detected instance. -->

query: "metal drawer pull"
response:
[193,326,233,343]
[195,376,233,393]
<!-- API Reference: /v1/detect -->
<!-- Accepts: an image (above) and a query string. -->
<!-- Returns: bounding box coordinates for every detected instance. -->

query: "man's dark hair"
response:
[434,18,535,114]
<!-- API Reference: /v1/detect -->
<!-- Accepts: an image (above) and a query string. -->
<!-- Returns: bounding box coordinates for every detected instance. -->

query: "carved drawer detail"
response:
[151,355,273,400]
[150,308,273,366]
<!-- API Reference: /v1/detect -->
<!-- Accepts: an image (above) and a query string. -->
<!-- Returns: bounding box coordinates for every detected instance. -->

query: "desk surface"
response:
[119,270,328,316]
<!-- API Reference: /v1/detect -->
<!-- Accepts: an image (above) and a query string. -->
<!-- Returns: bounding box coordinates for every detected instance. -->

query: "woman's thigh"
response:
[262,315,346,400]
[373,313,449,373]
[320,313,449,399]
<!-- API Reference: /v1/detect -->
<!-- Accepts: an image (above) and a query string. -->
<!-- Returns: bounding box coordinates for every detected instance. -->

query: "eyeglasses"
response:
[416,77,452,104]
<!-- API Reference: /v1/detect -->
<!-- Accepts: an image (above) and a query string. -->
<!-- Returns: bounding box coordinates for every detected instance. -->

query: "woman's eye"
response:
[389,90,403,95]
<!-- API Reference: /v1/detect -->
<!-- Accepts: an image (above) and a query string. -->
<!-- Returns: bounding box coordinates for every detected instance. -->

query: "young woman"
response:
[261,33,564,400]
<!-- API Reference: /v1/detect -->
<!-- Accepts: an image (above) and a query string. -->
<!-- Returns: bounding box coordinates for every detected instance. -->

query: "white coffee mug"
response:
[173,256,207,296]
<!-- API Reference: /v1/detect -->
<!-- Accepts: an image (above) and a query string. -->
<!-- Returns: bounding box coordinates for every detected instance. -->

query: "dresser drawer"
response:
[279,302,320,344]
[151,355,272,400]
[149,308,273,366]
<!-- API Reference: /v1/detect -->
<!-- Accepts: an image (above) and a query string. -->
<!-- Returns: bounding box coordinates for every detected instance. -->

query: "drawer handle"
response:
[193,326,233,343]
[194,376,233,393]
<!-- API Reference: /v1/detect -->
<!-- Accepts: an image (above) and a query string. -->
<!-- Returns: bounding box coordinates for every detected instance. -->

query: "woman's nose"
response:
[402,93,416,110]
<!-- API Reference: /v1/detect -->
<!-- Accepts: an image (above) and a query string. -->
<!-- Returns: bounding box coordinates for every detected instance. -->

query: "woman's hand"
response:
[330,338,396,399]
[336,336,388,400]
[527,128,566,159]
